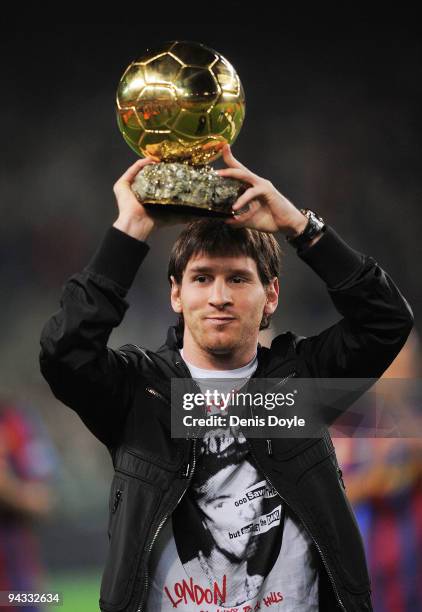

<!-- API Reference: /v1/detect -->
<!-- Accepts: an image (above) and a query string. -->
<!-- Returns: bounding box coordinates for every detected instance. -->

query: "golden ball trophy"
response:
[116,40,247,217]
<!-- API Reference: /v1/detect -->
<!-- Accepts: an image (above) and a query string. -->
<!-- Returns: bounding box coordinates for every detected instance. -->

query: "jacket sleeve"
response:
[287,225,414,378]
[39,227,150,449]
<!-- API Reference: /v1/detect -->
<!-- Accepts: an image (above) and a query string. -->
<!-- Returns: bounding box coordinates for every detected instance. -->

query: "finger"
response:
[224,214,252,228]
[119,157,157,184]
[231,186,261,211]
[225,213,250,226]
[216,167,256,185]
[233,199,260,218]
[224,216,241,226]
[226,200,261,226]
[221,143,246,170]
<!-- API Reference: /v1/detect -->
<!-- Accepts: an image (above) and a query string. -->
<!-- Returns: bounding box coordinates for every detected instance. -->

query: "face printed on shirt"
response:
[196,460,264,560]
[171,432,285,608]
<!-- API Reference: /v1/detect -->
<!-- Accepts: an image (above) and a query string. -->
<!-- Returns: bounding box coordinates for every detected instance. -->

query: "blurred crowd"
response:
[334,331,422,611]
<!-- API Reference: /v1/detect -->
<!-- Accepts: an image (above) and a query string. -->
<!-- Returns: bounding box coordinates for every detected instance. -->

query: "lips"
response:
[205,316,236,324]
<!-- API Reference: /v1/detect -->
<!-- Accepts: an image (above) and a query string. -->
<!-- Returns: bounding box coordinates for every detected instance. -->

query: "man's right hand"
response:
[112,158,199,241]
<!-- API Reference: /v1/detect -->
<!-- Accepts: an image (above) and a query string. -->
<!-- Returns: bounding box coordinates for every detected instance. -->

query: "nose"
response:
[238,501,259,522]
[208,278,233,309]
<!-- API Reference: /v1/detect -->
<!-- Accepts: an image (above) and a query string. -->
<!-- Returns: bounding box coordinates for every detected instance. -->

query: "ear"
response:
[170,275,183,314]
[264,277,279,316]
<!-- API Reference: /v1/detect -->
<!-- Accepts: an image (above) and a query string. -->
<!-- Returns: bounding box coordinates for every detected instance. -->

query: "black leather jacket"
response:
[39,225,413,612]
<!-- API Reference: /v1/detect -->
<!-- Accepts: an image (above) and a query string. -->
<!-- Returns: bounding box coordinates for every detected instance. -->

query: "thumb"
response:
[120,157,156,185]
[113,158,156,196]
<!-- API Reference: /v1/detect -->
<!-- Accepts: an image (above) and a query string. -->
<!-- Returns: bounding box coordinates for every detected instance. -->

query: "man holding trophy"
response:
[39,42,413,611]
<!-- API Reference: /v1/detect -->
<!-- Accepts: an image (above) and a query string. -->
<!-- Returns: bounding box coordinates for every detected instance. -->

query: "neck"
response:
[181,335,257,370]
[206,547,249,584]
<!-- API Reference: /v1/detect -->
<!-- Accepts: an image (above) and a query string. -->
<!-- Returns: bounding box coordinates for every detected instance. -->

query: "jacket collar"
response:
[165,324,183,351]
[152,325,295,401]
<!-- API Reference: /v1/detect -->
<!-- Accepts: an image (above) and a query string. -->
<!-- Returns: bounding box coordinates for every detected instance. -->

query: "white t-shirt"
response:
[145,350,319,611]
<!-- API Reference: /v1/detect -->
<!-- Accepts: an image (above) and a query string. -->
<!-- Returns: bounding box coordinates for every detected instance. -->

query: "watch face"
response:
[309,211,325,226]
[309,210,321,221]
[301,209,323,223]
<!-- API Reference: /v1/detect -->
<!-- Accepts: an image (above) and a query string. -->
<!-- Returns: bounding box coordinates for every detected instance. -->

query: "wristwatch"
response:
[286,209,325,249]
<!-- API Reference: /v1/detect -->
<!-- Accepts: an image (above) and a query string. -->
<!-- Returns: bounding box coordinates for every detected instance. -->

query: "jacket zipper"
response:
[136,437,197,612]
[246,371,347,612]
[112,489,123,513]
[263,371,297,457]
[136,386,198,612]
[247,440,347,611]
[108,488,124,540]
[145,386,167,402]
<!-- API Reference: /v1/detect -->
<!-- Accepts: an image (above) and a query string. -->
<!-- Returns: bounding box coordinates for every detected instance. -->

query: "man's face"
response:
[170,253,278,357]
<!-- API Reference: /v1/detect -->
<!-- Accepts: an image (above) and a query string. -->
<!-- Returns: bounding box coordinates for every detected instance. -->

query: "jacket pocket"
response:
[100,471,162,611]
[107,476,126,540]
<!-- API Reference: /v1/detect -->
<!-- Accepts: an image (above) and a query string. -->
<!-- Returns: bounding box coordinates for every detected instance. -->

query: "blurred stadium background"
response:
[0,22,420,611]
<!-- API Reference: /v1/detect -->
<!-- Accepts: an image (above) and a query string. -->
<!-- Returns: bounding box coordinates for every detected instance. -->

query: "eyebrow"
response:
[204,494,231,505]
[188,265,255,278]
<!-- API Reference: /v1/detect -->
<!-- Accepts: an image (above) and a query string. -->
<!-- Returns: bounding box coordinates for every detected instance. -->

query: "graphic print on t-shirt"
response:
[145,353,319,611]
[172,427,284,607]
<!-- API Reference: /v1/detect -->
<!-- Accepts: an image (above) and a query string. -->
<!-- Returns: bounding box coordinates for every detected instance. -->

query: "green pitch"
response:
[44,569,102,612]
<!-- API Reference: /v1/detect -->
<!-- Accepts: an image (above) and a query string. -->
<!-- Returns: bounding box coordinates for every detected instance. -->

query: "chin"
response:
[203,334,239,354]
[206,346,234,355]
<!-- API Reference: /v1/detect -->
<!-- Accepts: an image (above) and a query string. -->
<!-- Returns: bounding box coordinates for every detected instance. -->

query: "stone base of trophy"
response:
[131,162,248,218]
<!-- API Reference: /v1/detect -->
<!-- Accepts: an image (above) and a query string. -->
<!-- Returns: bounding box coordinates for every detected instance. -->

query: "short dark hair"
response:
[168,219,283,332]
